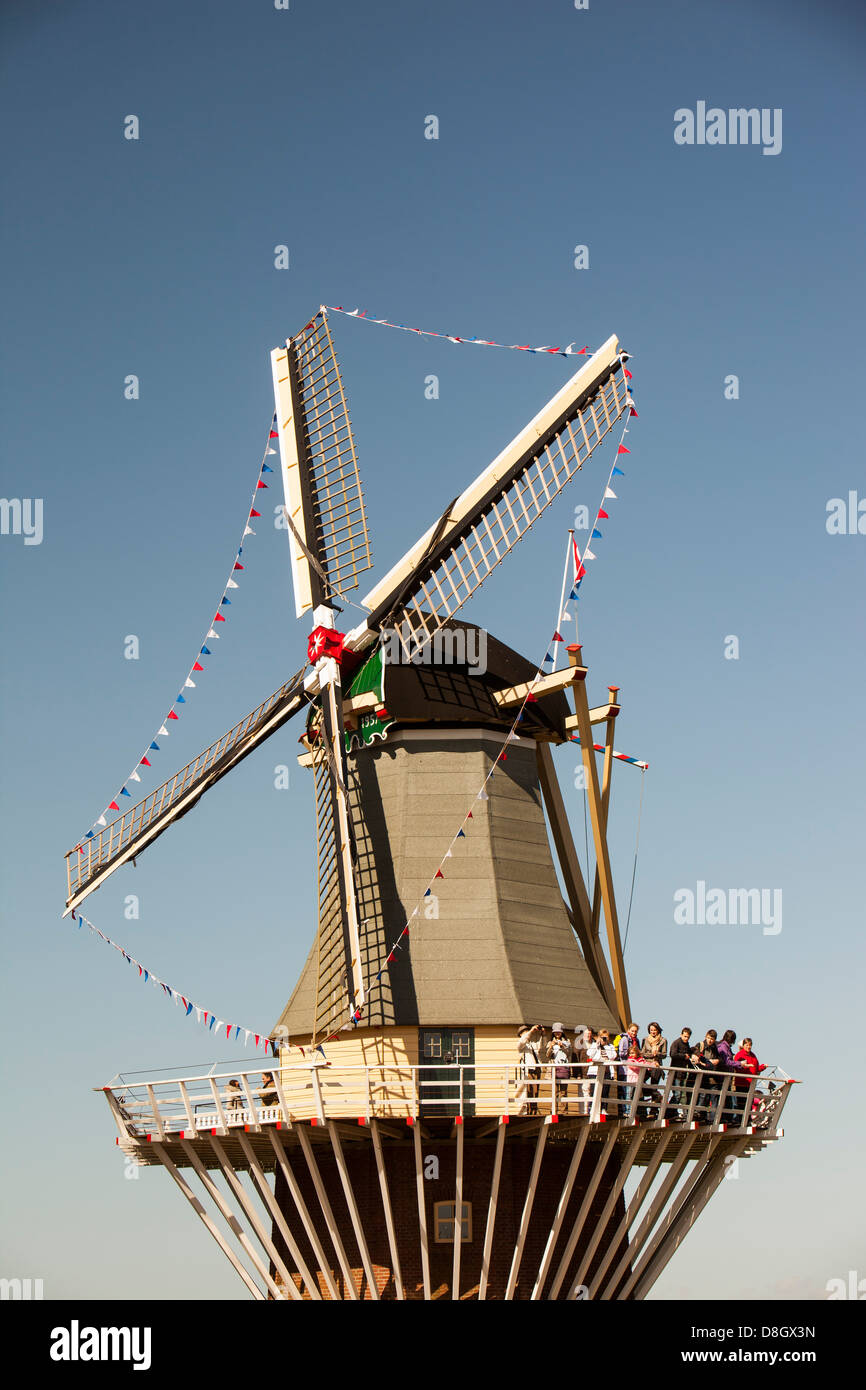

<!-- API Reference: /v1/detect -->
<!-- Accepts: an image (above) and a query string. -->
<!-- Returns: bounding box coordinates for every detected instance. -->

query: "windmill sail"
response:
[308,679,366,1039]
[63,668,308,914]
[360,336,628,655]
[271,312,373,617]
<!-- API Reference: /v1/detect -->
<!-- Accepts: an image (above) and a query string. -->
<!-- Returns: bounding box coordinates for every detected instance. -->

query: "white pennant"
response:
[584,549,596,560]
[226,579,238,589]
[604,487,617,500]
[266,447,276,455]
[129,771,141,782]
[243,525,255,537]
[207,629,219,639]
[184,677,195,688]
[244,1029,251,1046]
[97,815,106,827]
[158,725,169,737]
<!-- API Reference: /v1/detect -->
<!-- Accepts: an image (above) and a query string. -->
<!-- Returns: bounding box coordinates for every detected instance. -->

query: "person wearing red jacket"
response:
[734,1037,767,1115]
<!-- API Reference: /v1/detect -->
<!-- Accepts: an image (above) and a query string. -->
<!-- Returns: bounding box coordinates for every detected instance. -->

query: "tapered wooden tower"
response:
[67,310,795,1300]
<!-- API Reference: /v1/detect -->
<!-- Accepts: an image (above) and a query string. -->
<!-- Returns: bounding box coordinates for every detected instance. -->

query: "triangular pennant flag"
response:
[85,830,94,839]
[591,528,603,539]
[262,464,273,474]
[176,695,186,704]
[269,430,278,439]
[612,467,624,477]
[617,445,630,455]
[629,406,638,417]
[233,562,244,572]
[226,1023,231,1039]
[120,787,131,797]
[479,790,489,801]
[624,368,633,379]
[243,526,255,537]
[424,889,431,897]
[598,509,609,519]
[256,480,268,490]
[467,810,473,818]
[209,1016,217,1030]
[142,754,153,763]
[266,447,277,456]
[200,647,211,656]
[129,771,140,782]
[226,579,238,589]
[167,710,179,720]
[435,869,444,879]
[249,508,261,518]
[457,828,465,838]
[185,677,195,688]
[214,613,226,623]
[158,725,169,736]
[220,596,231,606]
[553,630,564,642]
[108,801,120,811]
[499,751,508,762]
[445,849,452,858]
[543,652,554,665]
[604,487,617,499]
[583,549,596,560]
[526,692,537,702]
[96,815,106,827]
[193,662,204,672]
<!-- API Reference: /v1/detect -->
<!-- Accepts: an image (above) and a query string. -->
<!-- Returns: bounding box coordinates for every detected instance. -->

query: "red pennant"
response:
[255,1035,260,1048]
[629,406,638,417]
[193,662,204,671]
[204,1013,208,1025]
[140,757,151,767]
[526,692,537,703]
[553,631,564,642]
[499,751,507,761]
[108,801,120,811]
[387,952,396,964]
[578,345,590,355]
[617,445,630,455]
[233,562,244,571]
[269,430,278,438]
[214,612,226,622]
[249,508,261,518]
[226,1024,231,1039]
[624,368,633,379]
[400,927,409,939]
[167,710,179,720]
[598,509,609,519]
[467,810,473,819]
[256,480,268,489]
[435,870,444,879]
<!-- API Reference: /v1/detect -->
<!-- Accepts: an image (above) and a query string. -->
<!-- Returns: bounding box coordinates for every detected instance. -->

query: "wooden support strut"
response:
[535,742,617,1014]
[588,689,620,968]
[567,646,631,1026]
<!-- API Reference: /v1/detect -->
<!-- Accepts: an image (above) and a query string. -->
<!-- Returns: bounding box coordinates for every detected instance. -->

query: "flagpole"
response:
[552,530,573,673]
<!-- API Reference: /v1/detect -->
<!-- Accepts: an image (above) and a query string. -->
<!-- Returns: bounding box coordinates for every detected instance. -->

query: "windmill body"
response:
[67,310,796,1300]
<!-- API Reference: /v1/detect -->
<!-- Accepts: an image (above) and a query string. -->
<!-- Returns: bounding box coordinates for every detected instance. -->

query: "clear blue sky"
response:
[1,0,864,1301]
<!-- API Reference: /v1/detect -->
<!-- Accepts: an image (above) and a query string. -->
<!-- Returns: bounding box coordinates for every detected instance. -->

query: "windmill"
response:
[66,309,795,1301]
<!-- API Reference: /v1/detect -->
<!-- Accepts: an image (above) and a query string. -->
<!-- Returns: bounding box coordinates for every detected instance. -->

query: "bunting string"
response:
[74,415,278,850]
[325,305,596,358]
[69,909,294,1056]
[550,362,637,663]
[327,357,641,1041]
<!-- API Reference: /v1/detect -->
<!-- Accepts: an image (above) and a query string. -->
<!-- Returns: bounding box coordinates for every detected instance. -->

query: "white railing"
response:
[102,1060,795,1140]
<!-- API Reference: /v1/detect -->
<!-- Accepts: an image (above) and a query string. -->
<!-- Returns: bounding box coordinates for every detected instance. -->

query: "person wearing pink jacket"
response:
[733,1037,767,1115]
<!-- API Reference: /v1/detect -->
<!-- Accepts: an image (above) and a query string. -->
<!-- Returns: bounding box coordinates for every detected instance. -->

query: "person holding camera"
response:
[517,1023,544,1115]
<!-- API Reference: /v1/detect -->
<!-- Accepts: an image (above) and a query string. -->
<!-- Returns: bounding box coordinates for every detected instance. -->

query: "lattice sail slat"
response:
[361,336,629,655]
[64,668,308,912]
[271,312,373,617]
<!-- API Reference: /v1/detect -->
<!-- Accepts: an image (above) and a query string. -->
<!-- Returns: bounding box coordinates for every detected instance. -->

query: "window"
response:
[451,1031,472,1060]
[434,1201,472,1243]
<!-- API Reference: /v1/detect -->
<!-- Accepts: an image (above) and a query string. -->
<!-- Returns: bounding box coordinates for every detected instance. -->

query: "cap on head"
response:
[552,1022,564,1033]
